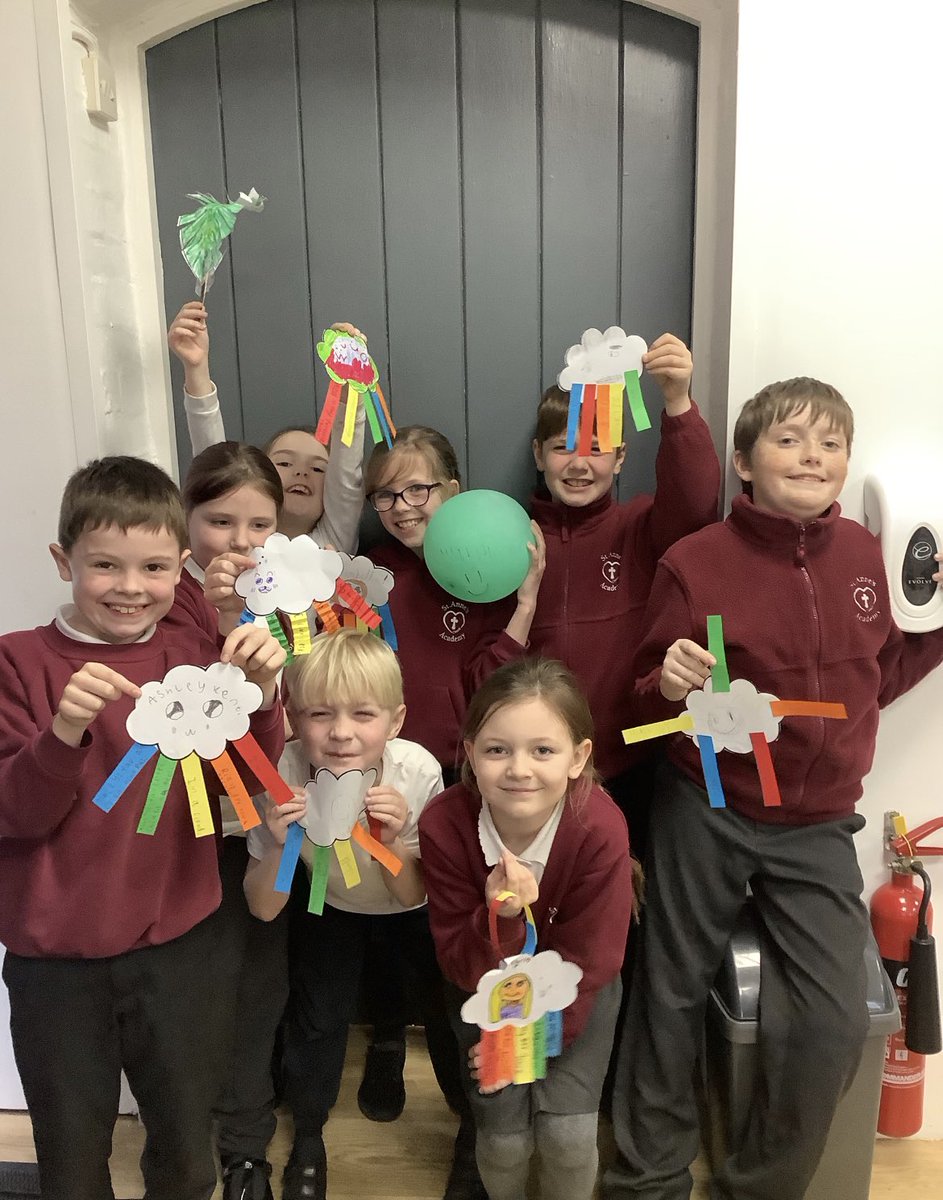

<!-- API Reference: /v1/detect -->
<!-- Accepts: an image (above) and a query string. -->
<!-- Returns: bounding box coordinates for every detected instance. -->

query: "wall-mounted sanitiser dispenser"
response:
[863,470,942,633]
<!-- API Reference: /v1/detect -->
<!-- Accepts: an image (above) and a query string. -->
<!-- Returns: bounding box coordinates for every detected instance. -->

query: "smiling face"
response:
[372,449,460,555]
[289,697,405,775]
[464,696,592,844]
[733,405,849,524]
[187,484,278,570]
[533,433,625,508]
[268,430,329,534]
[50,524,187,643]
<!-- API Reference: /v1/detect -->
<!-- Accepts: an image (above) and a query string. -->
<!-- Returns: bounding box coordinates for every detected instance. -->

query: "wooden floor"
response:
[0,1028,938,1198]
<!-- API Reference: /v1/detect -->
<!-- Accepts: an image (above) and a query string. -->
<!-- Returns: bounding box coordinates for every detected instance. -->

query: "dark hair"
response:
[58,456,187,552]
[734,378,854,463]
[264,425,322,456]
[182,441,283,515]
[365,425,462,496]
[460,658,595,805]
[534,384,571,444]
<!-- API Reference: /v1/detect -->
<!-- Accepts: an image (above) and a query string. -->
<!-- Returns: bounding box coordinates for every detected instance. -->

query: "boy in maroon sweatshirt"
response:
[528,333,720,853]
[603,379,943,1200]
[0,457,286,1200]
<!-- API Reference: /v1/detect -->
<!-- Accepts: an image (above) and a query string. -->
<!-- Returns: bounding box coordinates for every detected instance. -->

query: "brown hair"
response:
[534,384,572,444]
[182,441,283,515]
[365,425,462,496]
[58,456,187,552]
[264,425,322,456]
[460,658,595,804]
[734,378,854,463]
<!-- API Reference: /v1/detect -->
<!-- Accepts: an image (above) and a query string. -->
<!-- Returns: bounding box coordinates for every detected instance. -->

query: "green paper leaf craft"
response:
[177,187,265,295]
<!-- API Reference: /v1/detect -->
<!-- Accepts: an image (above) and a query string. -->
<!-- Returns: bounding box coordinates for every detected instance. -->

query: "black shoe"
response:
[443,1117,488,1200]
[221,1157,274,1200]
[282,1136,327,1200]
[357,1039,407,1121]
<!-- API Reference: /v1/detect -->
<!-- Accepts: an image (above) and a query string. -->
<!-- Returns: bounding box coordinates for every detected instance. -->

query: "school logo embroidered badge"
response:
[601,553,621,592]
[852,576,881,624]
[441,604,468,642]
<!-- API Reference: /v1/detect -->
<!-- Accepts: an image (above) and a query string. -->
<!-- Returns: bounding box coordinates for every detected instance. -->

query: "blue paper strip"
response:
[238,606,255,625]
[275,821,304,893]
[371,390,394,448]
[696,734,727,809]
[565,383,583,451]
[522,916,538,957]
[545,1010,564,1057]
[378,603,398,650]
[91,742,158,812]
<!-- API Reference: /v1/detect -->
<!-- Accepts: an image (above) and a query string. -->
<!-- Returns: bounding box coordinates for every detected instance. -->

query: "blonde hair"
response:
[284,630,404,711]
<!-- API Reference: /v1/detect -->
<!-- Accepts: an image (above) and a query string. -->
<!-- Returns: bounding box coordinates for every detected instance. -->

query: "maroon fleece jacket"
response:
[528,403,720,778]
[371,540,526,771]
[0,620,285,958]
[419,783,633,1046]
[633,494,943,824]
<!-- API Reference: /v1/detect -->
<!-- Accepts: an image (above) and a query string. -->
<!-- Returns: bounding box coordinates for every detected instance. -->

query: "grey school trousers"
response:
[603,764,870,1200]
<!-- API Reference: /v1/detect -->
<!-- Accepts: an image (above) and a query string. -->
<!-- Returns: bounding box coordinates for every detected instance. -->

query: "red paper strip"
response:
[232,733,294,805]
[314,378,343,446]
[750,732,782,807]
[478,1029,501,1089]
[577,384,597,457]
[336,580,382,629]
[769,700,847,719]
[596,383,612,452]
[350,821,403,876]
[210,750,261,831]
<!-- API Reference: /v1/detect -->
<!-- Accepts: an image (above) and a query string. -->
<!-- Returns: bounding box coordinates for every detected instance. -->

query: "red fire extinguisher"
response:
[871,857,941,1136]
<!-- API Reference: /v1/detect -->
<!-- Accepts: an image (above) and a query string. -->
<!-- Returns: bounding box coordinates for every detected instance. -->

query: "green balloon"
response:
[424,491,535,603]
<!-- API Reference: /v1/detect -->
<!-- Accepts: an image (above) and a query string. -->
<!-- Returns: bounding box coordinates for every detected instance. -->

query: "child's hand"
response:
[516,522,546,611]
[264,789,306,845]
[204,552,258,615]
[364,785,409,844]
[221,623,287,692]
[485,850,539,917]
[643,333,693,414]
[53,664,142,747]
[468,1041,511,1094]
[168,302,210,372]
[660,639,715,702]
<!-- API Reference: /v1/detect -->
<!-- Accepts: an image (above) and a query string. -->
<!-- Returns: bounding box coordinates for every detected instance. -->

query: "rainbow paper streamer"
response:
[136,753,177,835]
[706,614,730,693]
[314,600,341,633]
[309,843,331,914]
[266,612,292,660]
[275,820,304,891]
[596,383,612,452]
[181,750,214,837]
[696,734,727,809]
[624,369,651,432]
[623,712,695,745]
[314,378,344,446]
[273,816,404,909]
[334,838,361,889]
[565,373,648,452]
[289,612,312,656]
[342,382,359,445]
[750,731,782,807]
[211,749,262,831]
[238,606,256,626]
[232,733,295,804]
[92,742,158,812]
[378,603,398,649]
[335,580,381,630]
[577,384,597,457]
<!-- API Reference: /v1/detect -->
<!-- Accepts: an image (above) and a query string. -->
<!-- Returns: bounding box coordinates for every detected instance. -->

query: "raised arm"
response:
[310,403,366,554]
[168,300,227,454]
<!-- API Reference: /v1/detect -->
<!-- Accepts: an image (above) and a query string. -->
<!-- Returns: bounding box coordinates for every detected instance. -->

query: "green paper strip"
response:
[364,390,383,444]
[533,1013,548,1079]
[137,754,177,835]
[308,844,331,915]
[266,612,293,662]
[624,369,652,432]
[706,614,730,693]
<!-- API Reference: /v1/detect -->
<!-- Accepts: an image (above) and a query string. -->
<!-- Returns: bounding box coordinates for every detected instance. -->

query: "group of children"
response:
[0,297,940,1200]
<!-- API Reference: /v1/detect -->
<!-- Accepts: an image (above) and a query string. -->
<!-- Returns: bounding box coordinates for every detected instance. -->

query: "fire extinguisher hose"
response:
[905,862,942,1056]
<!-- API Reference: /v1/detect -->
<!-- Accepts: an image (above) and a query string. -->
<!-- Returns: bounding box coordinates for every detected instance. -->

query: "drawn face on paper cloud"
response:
[125,662,262,761]
[235,532,342,616]
[684,677,781,754]
[336,554,394,609]
[299,766,379,847]
[462,951,583,1031]
[557,326,647,391]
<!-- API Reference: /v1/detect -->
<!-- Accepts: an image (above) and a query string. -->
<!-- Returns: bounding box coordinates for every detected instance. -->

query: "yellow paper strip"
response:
[610,382,624,446]
[289,611,312,656]
[622,712,695,745]
[334,838,361,889]
[181,751,215,838]
[341,383,358,446]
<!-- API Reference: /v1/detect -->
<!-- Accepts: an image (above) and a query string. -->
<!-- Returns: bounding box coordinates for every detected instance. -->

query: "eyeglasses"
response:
[368,482,442,513]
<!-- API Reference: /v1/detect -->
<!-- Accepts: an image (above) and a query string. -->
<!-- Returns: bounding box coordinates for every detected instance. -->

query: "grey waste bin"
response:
[699,901,900,1200]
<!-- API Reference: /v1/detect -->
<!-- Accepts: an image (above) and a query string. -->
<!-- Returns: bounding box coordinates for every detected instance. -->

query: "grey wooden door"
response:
[147,0,697,503]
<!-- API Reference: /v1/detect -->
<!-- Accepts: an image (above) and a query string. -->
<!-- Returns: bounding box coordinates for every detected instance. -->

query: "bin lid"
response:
[709,900,899,1038]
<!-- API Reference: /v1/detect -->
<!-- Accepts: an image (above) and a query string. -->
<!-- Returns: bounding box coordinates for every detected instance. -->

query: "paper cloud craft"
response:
[557,326,651,453]
[314,328,396,449]
[273,767,403,914]
[177,188,265,298]
[463,892,583,1088]
[622,615,848,808]
[92,663,293,838]
[235,533,346,657]
[332,553,398,647]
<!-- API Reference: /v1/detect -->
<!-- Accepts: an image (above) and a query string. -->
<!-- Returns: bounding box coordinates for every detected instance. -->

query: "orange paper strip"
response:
[350,821,403,876]
[769,700,848,719]
[496,1024,516,1082]
[211,750,261,831]
[314,601,341,633]
[596,383,612,452]
[232,733,294,805]
[750,732,782,807]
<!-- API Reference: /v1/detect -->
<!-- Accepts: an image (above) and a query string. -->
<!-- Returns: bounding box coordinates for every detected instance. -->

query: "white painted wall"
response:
[729,0,943,1136]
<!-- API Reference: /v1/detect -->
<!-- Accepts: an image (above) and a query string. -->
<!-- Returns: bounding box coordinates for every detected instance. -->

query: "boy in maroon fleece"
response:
[528,333,720,852]
[603,379,943,1200]
[0,457,286,1200]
